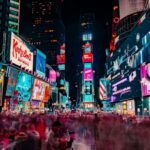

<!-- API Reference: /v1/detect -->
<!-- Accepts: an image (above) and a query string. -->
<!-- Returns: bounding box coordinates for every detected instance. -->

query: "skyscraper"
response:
[0,0,20,58]
[31,0,65,65]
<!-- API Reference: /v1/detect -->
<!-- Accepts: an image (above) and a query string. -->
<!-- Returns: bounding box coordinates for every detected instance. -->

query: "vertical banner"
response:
[0,70,4,106]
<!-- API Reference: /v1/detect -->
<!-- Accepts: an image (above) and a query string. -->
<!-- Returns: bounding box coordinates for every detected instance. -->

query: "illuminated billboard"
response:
[36,49,46,77]
[83,94,93,102]
[57,54,65,64]
[83,42,92,53]
[43,83,51,102]
[141,64,150,96]
[58,64,65,70]
[84,81,92,95]
[60,44,65,54]
[6,67,19,96]
[84,63,92,69]
[119,0,146,19]
[84,69,93,81]
[82,53,93,63]
[82,33,92,41]
[0,70,4,106]
[15,72,33,102]
[49,69,56,82]
[111,69,141,102]
[10,33,33,71]
[32,79,47,101]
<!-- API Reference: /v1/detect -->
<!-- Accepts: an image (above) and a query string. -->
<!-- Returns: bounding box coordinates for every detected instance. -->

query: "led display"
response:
[49,69,56,82]
[58,64,65,70]
[57,54,65,64]
[0,71,4,106]
[6,67,19,96]
[141,63,150,96]
[84,63,92,69]
[83,94,93,102]
[82,53,93,63]
[82,33,92,41]
[111,69,141,102]
[83,42,92,53]
[36,49,46,77]
[84,69,93,81]
[84,81,92,95]
[15,72,33,102]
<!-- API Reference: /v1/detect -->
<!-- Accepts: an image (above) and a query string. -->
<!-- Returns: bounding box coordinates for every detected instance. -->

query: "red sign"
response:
[57,54,65,64]
[82,53,93,63]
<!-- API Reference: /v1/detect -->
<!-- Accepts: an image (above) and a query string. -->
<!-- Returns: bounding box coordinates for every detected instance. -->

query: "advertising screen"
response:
[60,44,65,54]
[82,53,93,63]
[84,81,92,95]
[82,34,92,41]
[99,78,108,100]
[15,72,33,102]
[57,54,65,64]
[6,67,19,96]
[49,69,56,82]
[141,64,150,96]
[0,71,4,106]
[32,79,46,101]
[10,33,33,71]
[36,49,46,77]
[84,63,92,69]
[83,94,93,102]
[111,69,141,102]
[58,64,65,70]
[83,42,92,53]
[84,69,93,81]
[43,83,51,102]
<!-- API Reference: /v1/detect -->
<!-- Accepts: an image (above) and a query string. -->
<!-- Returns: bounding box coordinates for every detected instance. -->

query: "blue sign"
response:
[15,72,33,102]
[36,49,46,77]
[58,64,65,70]
[83,94,93,102]
[84,63,92,69]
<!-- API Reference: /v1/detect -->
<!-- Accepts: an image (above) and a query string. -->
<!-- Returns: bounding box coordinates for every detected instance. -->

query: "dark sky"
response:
[62,0,114,99]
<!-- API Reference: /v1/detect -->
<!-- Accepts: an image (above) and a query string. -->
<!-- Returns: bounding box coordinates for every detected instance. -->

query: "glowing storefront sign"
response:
[10,33,33,71]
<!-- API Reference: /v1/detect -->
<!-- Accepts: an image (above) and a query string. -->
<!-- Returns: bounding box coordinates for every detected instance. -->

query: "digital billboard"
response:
[43,83,51,102]
[15,72,33,102]
[111,69,141,102]
[0,70,4,106]
[60,44,65,54]
[49,69,56,82]
[99,78,108,100]
[82,53,93,63]
[58,64,65,70]
[83,42,92,53]
[6,67,19,96]
[32,79,46,101]
[84,81,92,95]
[83,94,93,102]
[57,54,65,64]
[84,69,93,81]
[36,49,46,77]
[141,64,150,96]
[10,33,33,71]
[84,63,92,69]
[82,33,92,41]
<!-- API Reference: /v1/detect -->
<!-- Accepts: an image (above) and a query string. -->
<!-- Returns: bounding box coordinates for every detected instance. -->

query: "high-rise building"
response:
[31,0,65,65]
[80,13,95,110]
[0,0,20,57]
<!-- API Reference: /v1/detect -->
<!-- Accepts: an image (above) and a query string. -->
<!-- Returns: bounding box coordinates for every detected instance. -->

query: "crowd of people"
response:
[0,110,150,150]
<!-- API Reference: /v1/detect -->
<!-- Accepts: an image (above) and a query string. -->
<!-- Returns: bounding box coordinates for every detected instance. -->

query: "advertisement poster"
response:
[0,71,4,106]
[49,69,56,82]
[43,83,51,102]
[83,42,92,53]
[32,79,46,101]
[141,63,150,96]
[15,72,33,102]
[84,69,93,81]
[84,63,92,69]
[82,53,93,63]
[57,54,65,64]
[36,49,46,77]
[83,94,93,102]
[58,64,65,70]
[111,69,141,102]
[84,81,92,95]
[6,67,19,96]
[10,33,33,71]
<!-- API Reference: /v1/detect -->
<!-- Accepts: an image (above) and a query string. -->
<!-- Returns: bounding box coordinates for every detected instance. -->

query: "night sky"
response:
[20,0,114,100]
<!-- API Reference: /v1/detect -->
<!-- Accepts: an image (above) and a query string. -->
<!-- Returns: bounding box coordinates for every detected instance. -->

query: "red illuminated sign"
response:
[57,54,65,64]
[82,53,93,63]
